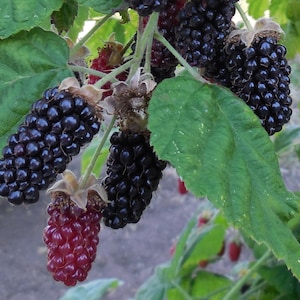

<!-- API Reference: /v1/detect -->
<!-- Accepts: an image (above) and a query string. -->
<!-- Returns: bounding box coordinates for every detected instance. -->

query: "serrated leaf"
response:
[0,27,72,149]
[67,6,89,42]
[148,77,300,279]
[51,0,78,34]
[77,0,125,14]
[59,278,122,300]
[0,0,64,39]
[246,0,269,19]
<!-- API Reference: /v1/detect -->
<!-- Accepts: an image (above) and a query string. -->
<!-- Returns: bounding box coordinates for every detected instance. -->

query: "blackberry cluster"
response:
[0,87,100,205]
[125,0,169,16]
[43,193,102,286]
[175,0,238,67]
[144,0,186,69]
[211,35,292,135]
[102,131,167,229]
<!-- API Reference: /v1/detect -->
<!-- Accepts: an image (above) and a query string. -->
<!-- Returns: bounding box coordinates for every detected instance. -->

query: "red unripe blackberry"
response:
[175,0,238,67]
[142,0,186,69]
[0,87,101,205]
[43,192,102,286]
[87,41,127,99]
[102,131,167,229]
[125,0,169,16]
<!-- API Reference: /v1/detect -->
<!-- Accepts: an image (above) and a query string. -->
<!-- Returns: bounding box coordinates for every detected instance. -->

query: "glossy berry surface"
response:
[0,87,100,205]
[175,0,237,67]
[87,43,127,99]
[43,193,102,286]
[125,0,169,16]
[206,35,293,135]
[102,131,167,229]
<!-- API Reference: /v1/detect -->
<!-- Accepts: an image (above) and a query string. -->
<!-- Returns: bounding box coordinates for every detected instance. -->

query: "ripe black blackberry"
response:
[151,65,176,83]
[218,20,292,135]
[175,0,238,67]
[102,131,167,229]
[125,0,169,16]
[0,87,101,205]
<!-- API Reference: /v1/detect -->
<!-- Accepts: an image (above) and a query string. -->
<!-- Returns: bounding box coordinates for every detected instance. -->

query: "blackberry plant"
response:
[0,0,300,298]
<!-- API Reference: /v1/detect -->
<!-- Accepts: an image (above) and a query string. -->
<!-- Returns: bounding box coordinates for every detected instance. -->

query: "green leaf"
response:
[273,126,300,155]
[81,136,109,175]
[246,0,269,19]
[0,27,72,149]
[59,278,122,300]
[270,0,289,24]
[0,0,63,39]
[180,223,226,276]
[67,6,89,42]
[51,0,78,34]
[190,271,232,299]
[133,264,171,300]
[286,0,300,22]
[148,77,300,279]
[259,265,300,298]
[281,21,300,59]
[77,0,125,14]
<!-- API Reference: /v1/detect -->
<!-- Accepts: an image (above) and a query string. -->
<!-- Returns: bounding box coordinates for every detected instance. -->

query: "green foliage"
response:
[51,0,79,34]
[0,0,63,39]
[0,27,72,149]
[148,76,300,278]
[59,278,122,300]
[77,0,125,14]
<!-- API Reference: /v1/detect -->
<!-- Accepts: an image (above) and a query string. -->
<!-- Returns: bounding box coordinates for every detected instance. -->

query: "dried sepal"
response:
[228,18,284,47]
[58,78,104,120]
[101,68,156,131]
[47,170,107,210]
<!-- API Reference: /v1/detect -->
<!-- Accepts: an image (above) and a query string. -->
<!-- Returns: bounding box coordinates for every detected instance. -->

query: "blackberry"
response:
[125,0,169,16]
[87,40,127,99]
[220,24,292,135]
[43,191,102,286]
[143,0,186,68]
[151,65,176,83]
[0,87,101,205]
[102,131,167,229]
[175,0,238,67]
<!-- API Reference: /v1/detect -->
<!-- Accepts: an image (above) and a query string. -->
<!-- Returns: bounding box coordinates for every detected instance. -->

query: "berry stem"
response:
[93,59,133,89]
[79,115,116,189]
[69,65,109,79]
[127,13,159,81]
[70,13,114,57]
[223,250,271,300]
[153,31,205,83]
[235,3,253,30]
